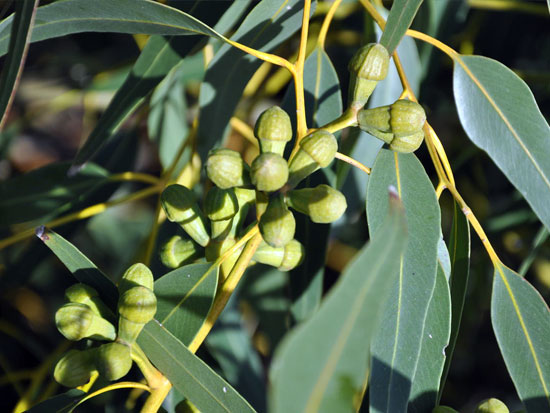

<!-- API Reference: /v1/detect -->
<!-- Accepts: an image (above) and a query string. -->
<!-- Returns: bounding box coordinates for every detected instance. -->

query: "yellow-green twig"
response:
[468,0,549,15]
[318,0,342,50]
[335,152,371,175]
[109,172,161,186]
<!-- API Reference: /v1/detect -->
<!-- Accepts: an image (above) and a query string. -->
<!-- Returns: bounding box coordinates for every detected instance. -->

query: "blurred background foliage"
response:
[0,0,549,411]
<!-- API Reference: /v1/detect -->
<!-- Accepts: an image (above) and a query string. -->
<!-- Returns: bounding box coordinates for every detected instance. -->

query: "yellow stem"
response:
[77,371,99,393]
[406,29,459,60]
[435,181,446,199]
[335,152,371,175]
[318,0,342,50]
[71,382,151,412]
[140,377,172,413]
[230,117,258,147]
[293,0,312,144]
[226,39,295,73]
[109,172,161,186]
[0,185,161,250]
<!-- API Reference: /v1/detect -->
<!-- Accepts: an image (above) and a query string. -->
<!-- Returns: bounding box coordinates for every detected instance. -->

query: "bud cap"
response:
[95,342,132,381]
[54,349,97,388]
[160,235,201,268]
[118,286,157,324]
[251,153,289,192]
[55,303,116,341]
[206,149,250,189]
[259,195,296,248]
[348,43,389,80]
[287,184,347,223]
[255,106,292,155]
[119,262,154,293]
[475,398,509,413]
[204,187,239,221]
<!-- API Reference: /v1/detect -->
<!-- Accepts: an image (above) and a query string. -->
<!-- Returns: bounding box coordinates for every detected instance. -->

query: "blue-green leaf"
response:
[26,389,85,413]
[380,0,424,53]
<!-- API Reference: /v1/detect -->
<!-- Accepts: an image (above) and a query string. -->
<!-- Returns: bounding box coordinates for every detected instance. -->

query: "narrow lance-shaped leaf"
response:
[491,264,550,412]
[36,227,118,310]
[0,0,38,124]
[453,55,550,231]
[379,0,423,53]
[269,189,408,413]
[25,389,86,413]
[138,322,257,413]
[367,150,441,413]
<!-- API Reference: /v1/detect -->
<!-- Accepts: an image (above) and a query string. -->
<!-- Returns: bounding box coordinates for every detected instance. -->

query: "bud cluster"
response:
[53,263,157,387]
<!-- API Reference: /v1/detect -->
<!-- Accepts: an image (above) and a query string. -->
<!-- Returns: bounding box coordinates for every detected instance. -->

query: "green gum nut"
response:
[206,148,251,189]
[95,342,132,381]
[160,235,201,269]
[253,239,305,271]
[287,184,347,223]
[259,195,296,248]
[348,43,389,109]
[254,106,292,155]
[475,398,509,413]
[65,283,112,321]
[205,187,239,240]
[54,349,97,388]
[118,262,154,294]
[55,303,116,341]
[161,184,210,247]
[250,152,289,192]
[117,286,157,344]
[287,130,337,187]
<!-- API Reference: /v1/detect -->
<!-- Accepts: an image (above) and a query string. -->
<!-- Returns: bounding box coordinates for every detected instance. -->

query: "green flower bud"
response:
[118,262,154,294]
[65,283,112,320]
[287,184,347,223]
[206,148,251,189]
[117,286,157,344]
[95,342,132,381]
[259,195,296,248]
[348,43,389,109]
[253,239,304,271]
[357,99,426,153]
[254,106,292,155]
[160,235,201,269]
[205,187,239,240]
[250,152,289,192]
[432,407,459,413]
[161,184,210,247]
[287,130,337,187]
[205,236,242,278]
[55,303,116,341]
[54,349,97,388]
[475,398,509,413]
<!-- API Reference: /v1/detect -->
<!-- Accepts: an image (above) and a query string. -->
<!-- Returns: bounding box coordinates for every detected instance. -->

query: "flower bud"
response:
[205,236,241,278]
[287,130,337,187]
[205,187,239,240]
[65,283,112,320]
[250,152,289,192]
[54,349,97,388]
[348,43,389,109]
[117,286,157,344]
[95,342,132,381]
[160,235,201,269]
[161,184,210,247]
[475,398,509,413]
[357,99,426,153]
[55,303,116,341]
[118,262,154,294]
[253,239,304,271]
[206,148,251,189]
[254,106,293,155]
[287,184,347,223]
[259,195,296,248]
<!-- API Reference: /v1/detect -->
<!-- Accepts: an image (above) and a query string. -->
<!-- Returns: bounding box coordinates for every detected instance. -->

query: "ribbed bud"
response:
[287,184,347,223]
[65,283,112,320]
[288,130,337,187]
[118,263,154,294]
[205,237,241,277]
[259,195,296,248]
[206,148,250,189]
[357,99,426,153]
[55,303,116,341]
[117,286,157,343]
[160,235,201,269]
[348,43,390,109]
[475,398,509,413]
[254,106,292,155]
[251,153,289,192]
[253,239,304,271]
[54,349,97,388]
[204,187,239,221]
[161,184,210,247]
[95,342,132,381]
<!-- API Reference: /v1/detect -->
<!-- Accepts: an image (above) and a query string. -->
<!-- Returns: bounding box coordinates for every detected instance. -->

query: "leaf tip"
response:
[67,163,85,177]
[35,225,49,241]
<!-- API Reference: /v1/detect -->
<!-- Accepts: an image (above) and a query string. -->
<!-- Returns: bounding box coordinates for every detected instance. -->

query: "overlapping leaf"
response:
[380,0,423,53]
[25,389,85,413]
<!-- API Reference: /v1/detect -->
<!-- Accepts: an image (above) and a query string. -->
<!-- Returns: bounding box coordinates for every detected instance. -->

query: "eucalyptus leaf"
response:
[155,263,218,346]
[380,0,423,54]
[25,389,85,413]
[138,322,257,413]
[453,55,550,231]
[269,191,408,413]
[491,265,550,412]
[367,150,441,413]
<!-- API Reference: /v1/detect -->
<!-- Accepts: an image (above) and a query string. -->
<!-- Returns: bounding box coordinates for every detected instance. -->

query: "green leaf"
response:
[0,162,108,227]
[408,262,451,412]
[197,0,313,159]
[366,149,441,412]
[269,191,408,413]
[380,0,423,53]
[36,228,118,310]
[154,263,218,346]
[453,55,550,231]
[0,0,38,123]
[439,202,471,401]
[138,322,257,413]
[491,264,550,412]
[25,389,85,413]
